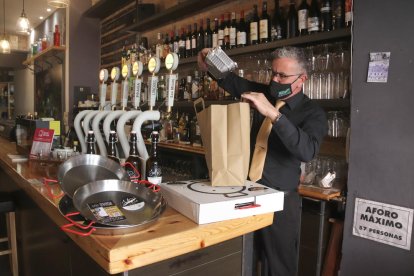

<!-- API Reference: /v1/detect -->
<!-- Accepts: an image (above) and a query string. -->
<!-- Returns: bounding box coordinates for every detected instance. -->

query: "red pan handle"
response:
[64,212,94,230]
[43,178,64,199]
[137,180,161,193]
[61,223,96,237]
[122,162,141,181]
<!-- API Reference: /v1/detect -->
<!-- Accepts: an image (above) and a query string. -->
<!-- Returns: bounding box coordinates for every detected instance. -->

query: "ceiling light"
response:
[17,0,30,35]
[47,8,52,12]
[1,0,10,54]
[39,16,44,20]
[47,0,70,8]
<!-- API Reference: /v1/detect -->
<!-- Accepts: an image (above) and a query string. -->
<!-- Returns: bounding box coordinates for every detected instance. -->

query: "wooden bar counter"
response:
[0,137,273,275]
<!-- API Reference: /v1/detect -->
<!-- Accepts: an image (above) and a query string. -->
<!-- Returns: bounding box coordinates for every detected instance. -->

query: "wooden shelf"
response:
[150,141,205,155]
[22,46,65,66]
[84,0,133,19]
[124,0,229,33]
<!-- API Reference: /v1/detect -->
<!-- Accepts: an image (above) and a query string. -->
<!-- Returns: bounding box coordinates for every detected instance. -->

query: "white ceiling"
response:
[0,0,58,35]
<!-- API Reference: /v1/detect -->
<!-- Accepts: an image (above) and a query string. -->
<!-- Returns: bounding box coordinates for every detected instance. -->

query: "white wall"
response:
[14,69,34,116]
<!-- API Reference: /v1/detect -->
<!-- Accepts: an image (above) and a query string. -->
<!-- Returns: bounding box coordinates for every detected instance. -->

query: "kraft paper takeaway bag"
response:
[194,99,250,186]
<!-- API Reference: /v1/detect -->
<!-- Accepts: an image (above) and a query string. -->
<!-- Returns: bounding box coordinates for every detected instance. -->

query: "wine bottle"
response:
[146,131,162,185]
[197,19,205,52]
[321,0,333,32]
[204,18,213,48]
[107,130,120,164]
[271,0,284,41]
[185,25,192,58]
[179,27,186,58]
[173,29,179,54]
[333,0,345,29]
[86,131,96,155]
[156,32,163,59]
[229,12,237,49]
[286,1,298,38]
[125,131,141,180]
[218,14,225,47]
[259,1,270,43]
[345,0,352,27]
[298,0,309,35]
[192,23,198,56]
[224,13,231,49]
[212,18,219,47]
[250,5,260,45]
[308,0,320,34]
[237,10,247,47]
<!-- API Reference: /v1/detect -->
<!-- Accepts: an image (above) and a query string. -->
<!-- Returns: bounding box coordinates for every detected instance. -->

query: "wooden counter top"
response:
[0,138,273,274]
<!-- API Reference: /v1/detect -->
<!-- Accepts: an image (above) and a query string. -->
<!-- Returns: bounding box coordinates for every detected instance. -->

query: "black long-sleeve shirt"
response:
[219,73,328,190]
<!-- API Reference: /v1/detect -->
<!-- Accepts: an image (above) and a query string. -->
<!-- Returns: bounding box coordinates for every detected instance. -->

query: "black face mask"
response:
[268,76,301,100]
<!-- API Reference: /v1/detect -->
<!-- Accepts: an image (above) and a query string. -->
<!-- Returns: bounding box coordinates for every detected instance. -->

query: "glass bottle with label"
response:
[125,131,141,179]
[223,13,231,49]
[345,0,352,27]
[321,0,333,32]
[229,12,237,49]
[178,78,186,101]
[157,75,166,102]
[298,0,309,35]
[197,19,205,52]
[73,141,81,155]
[191,23,198,56]
[179,28,186,58]
[333,0,345,29]
[308,0,320,34]
[259,1,270,43]
[286,1,298,38]
[218,14,225,47]
[192,71,200,99]
[173,30,179,54]
[146,131,162,185]
[185,76,192,101]
[185,25,192,58]
[156,32,163,59]
[86,131,96,155]
[204,18,213,48]
[237,10,247,47]
[212,18,219,48]
[271,0,283,41]
[107,130,120,164]
[250,5,260,45]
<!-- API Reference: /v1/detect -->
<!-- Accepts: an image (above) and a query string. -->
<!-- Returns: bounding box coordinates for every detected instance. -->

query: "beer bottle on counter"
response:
[86,131,96,155]
[125,131,141,179]
[146,131,162,185]
[107,130,120,164]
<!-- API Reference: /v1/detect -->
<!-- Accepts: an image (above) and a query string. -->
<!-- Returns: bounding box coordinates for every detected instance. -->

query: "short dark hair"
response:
[271,46,307,74]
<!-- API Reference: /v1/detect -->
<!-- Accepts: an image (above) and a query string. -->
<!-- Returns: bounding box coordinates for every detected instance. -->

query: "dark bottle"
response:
[73,141,81,155]
[250,5,260,45]
[204,18,213,48]
[298,0,309,35]
[259,1,270,43]
[86,131,96,155]
[229,12,237,49]
[197,19,205,52]
[212,18,219,47]
[271,0,284,41]
[191,23,198,56]
[185,25,192,58]
[223,13,231,49]
[125,131,141,179]
[237,10,247,47]
[218,14,225,47]
[173,29,179,54]
[308,0,321,34]
[286,1,298,38]
[321,0,333,31]
[179,27,186,58]
[146,131,162,185]
[333,0,345,29]
[178,78,186,101]
[107,131,120,164]
[345,0,352,27]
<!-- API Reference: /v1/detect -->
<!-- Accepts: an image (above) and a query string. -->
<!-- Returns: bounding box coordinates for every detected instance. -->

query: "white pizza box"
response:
[159,180,284,224]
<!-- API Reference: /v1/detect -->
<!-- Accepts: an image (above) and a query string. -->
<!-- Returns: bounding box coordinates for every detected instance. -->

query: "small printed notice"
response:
[29,128,54,159]
[87,200,126,224]
[353,198,413,250]
[367,52,391,83]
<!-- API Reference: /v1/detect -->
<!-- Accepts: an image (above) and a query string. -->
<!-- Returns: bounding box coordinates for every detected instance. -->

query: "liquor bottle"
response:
[86,131,96,155]
[308,0,321,34]
[179,28,186,58]
[345,0,352,27]
[178,78,186,100]
[237,10,247,47]
[121,44,127,67]
[192,71,200,99]
[179,114,190,144]
[218,14,225,47]
[271,0,283,40]
[298,0,309,35]
[146,131,162,185]
[169,31,174,53]
[156,32,163,59]
[204,18,213,48]
[185,76,192,100]
[259,1,270,43]
[185,25,192,58]
[321,0,333,32]
[333,0,345,29]
[73,141,81,155]
[191,117,202,147]
[107,131,120,164]
[212,18,219,48]
[197,19,205,52]
[229,12,237,49]
[173,29,179,54]
[250,5,260,45]
[53,25,60,46]
[223,13,231,49]
[157,75,166,102]
[125,131,141,179]
[286,1,298,38]
[191,23,198,56]
[163,33,170,59]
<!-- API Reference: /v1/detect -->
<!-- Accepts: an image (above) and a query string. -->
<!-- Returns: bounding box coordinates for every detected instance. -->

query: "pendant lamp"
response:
[17,0,30,35]
[0,0,11,54]
[47,0,70,8]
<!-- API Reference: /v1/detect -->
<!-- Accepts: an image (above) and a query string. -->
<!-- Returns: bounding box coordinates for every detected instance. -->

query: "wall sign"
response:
[353,198,413,250]
[367,52,390,83]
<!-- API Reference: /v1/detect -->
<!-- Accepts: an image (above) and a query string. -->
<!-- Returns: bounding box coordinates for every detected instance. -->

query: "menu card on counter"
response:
[29,128,54,159]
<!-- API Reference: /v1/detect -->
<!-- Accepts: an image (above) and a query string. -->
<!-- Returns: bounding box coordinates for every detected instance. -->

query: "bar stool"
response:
[0,193,18,276]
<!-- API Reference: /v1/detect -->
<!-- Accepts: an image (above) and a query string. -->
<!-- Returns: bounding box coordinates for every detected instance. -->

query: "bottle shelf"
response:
[22,46,66,68]
[84,0,134,20]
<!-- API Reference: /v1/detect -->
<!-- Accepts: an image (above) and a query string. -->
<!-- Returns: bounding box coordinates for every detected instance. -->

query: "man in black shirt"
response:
[198,46,327,276]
